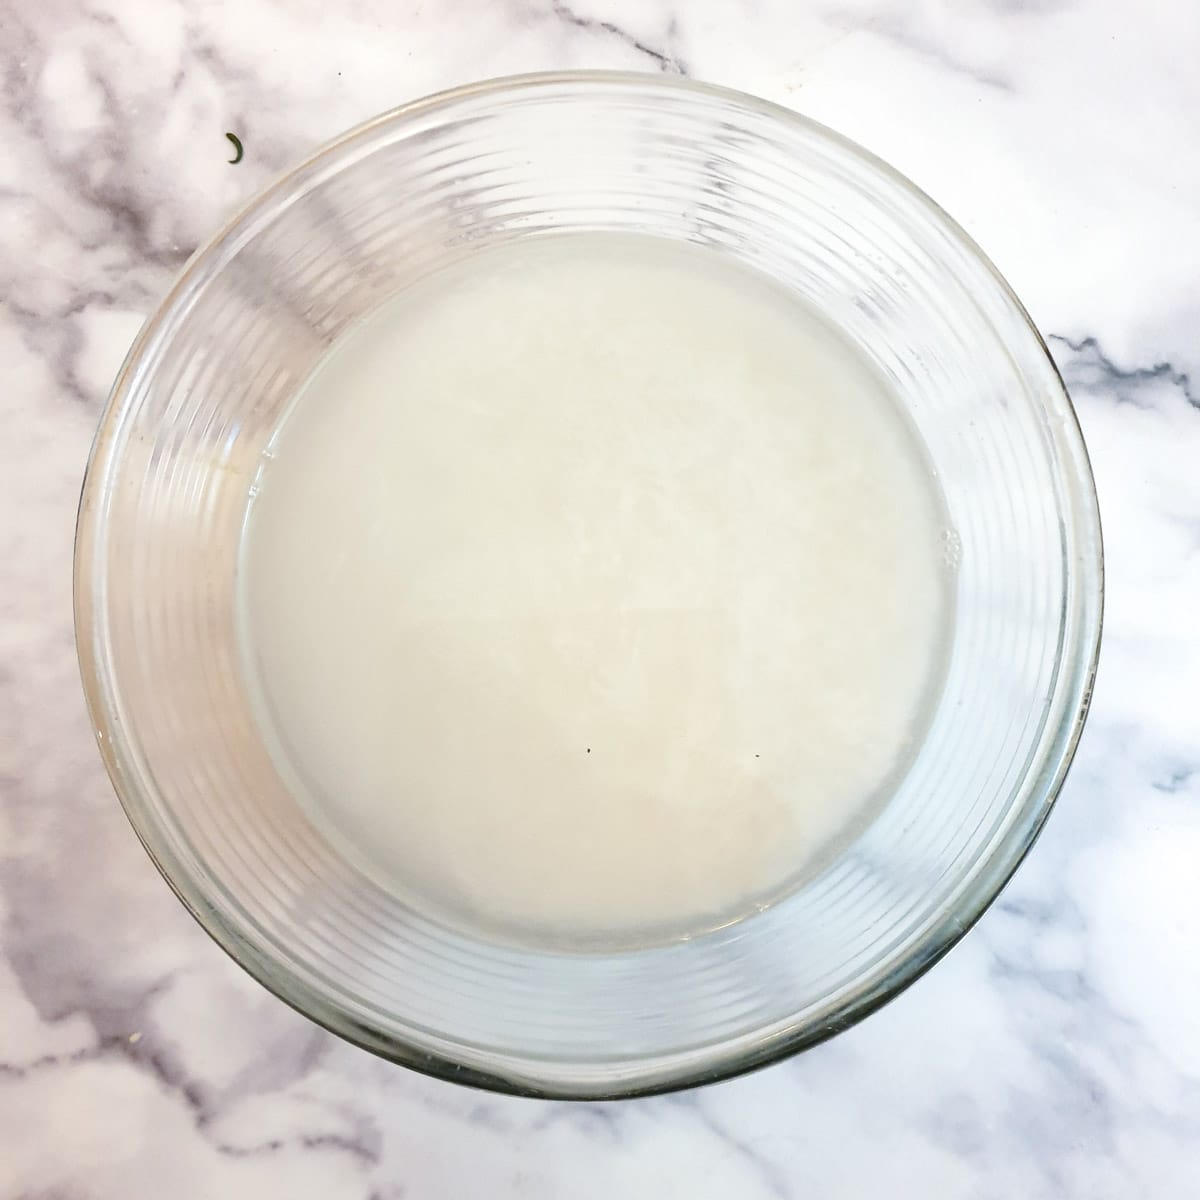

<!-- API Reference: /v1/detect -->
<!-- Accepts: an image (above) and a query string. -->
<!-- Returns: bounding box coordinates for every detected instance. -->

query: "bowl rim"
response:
[74,68,1104,1100]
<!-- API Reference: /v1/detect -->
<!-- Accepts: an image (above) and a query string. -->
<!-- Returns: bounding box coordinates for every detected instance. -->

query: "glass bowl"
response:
[74,72,1102,1099]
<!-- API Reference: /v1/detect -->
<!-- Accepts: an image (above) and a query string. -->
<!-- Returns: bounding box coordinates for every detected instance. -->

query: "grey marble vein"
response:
[814,2,1015,91]
[1051,333,1200,412]
[549,0,689,74]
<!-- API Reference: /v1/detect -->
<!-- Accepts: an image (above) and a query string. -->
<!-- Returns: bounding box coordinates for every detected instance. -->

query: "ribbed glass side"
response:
[75,73,1101,1098]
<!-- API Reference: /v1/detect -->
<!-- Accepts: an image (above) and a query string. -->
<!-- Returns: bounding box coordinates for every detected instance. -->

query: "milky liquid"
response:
[238,234,950,946]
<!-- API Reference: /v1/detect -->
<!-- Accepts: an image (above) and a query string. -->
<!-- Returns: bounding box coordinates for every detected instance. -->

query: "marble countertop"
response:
[4,1,1199,1195]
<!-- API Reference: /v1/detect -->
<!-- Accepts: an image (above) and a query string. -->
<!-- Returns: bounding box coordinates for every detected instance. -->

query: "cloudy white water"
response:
[2,1,1198,1196]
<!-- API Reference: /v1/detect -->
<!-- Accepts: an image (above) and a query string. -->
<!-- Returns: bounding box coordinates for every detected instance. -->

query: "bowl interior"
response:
[75,72,1101,1098]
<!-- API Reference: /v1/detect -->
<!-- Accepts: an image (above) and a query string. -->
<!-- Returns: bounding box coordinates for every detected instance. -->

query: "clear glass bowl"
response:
[74,72,1102,1098]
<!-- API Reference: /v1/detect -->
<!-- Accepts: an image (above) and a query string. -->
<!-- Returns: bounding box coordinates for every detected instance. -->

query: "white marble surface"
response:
[3,0,1199,1194]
